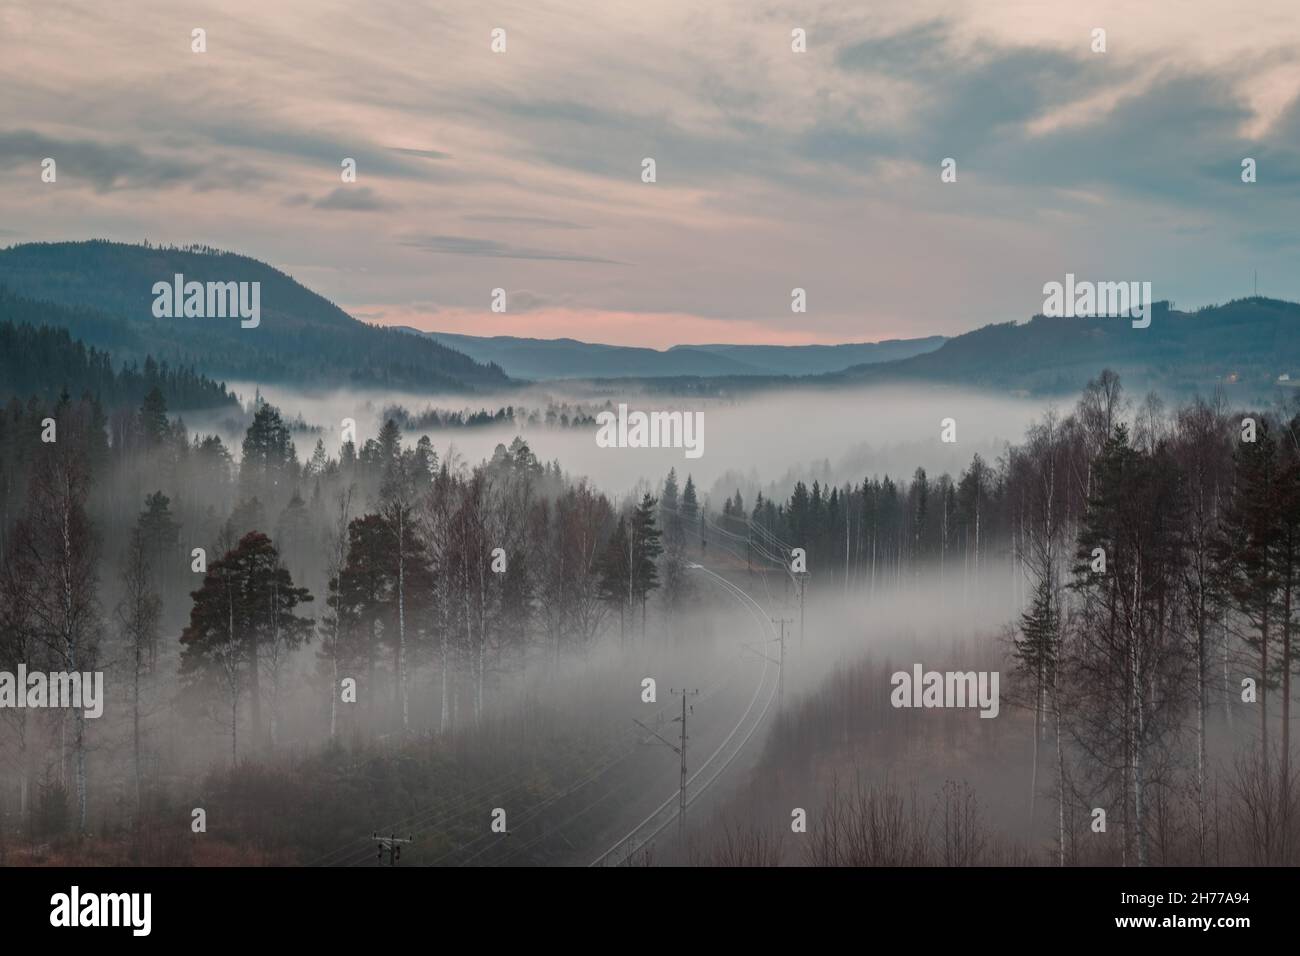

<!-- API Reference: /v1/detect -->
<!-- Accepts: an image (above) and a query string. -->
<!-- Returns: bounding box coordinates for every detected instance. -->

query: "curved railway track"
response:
[588,567,782,866]
[314,530,785,868]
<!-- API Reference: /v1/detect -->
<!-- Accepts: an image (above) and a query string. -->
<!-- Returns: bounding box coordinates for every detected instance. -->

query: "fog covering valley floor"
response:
[3,364,1300,869]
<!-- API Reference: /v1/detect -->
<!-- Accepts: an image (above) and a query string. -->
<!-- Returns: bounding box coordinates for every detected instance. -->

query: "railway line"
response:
[588,566,782,866]
[312,513,788,868]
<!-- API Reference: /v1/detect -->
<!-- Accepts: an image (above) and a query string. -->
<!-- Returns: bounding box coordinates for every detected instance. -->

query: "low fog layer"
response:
[5,364,1295,868]
[215,381,1042,502]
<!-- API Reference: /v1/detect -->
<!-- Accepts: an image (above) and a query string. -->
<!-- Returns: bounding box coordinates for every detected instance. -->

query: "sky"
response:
[1,0,1298,348]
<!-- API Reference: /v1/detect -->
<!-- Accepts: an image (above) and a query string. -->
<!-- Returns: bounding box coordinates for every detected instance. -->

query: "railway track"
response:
[314,543,784,868]
[588,566,782,866]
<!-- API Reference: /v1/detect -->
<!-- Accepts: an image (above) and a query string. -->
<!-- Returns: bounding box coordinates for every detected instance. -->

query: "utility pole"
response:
[633,687,699,843]
[743,632,786,712]
[772,618,791,708]
[373,831,413,866]
[676,690,689,834]
[797,572,808,646]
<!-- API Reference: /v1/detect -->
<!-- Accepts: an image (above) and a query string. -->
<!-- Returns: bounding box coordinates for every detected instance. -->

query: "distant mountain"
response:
[822,299,1300,398]
[669,340,947,375]
[0,241,510,392]
[407,329,946,380]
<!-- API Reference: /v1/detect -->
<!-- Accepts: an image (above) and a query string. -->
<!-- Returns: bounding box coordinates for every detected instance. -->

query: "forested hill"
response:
[823,298,1300,398]
[0,314,237,410]
[0,241,510,392]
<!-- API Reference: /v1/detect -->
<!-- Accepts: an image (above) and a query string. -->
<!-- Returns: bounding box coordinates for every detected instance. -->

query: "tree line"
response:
[0,318,236,411]
[2,364,1297,866]
[712,371,1300,864]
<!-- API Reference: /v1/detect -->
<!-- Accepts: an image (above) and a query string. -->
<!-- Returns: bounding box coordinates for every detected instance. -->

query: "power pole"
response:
[633,687,699,843]
[743,632,786,712]
[797,572,808,646]
[373,831,413,866]
[676,690,689,834]
[772,617,791,708]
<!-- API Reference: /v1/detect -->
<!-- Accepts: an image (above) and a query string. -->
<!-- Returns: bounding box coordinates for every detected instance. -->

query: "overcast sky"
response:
[2,0,1298,347]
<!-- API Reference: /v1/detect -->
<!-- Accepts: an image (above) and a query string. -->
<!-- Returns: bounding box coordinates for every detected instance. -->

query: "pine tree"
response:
[138,491,180,605]
[275,490,311,574]
[598,517,632,642]
[681,474,699,548]
[630,493,663,636]
[659,470,689,640]
[333,514,393,730]
[139,386,169,448]
[1015,566,1059,840]
[240,403,298,501]
[376,418,402,476]
[304,438,329,481]
[180,531,312,757]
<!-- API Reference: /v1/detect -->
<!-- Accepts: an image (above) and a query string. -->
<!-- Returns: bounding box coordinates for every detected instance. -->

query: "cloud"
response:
[0,128,233,192]
[314,186,391,211]
[503,290,554,311]
[463,214,587,230]
[387,146,452,160]
[995,72,1300,206]
[131,112,466,183]
[835,20,951,76]
[4,1,1300,340]
[400,234,625,265]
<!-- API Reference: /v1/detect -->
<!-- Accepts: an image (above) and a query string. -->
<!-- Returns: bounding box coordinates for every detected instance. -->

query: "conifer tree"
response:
[180,531,312,757]
[630,493,663,635]
[139,386,169,448]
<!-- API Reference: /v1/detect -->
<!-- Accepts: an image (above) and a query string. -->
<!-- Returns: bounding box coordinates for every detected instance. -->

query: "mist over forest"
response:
[4,345,1300,869]
[8,5,1300,946]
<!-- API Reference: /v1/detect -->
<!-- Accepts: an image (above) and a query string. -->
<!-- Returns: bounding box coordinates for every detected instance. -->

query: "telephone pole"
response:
[676,690,689,833]
[633,687,699,842]
[373,831,413,866]
[797,572,808,646]
[743,631,786,711]
[772,617,791,707]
